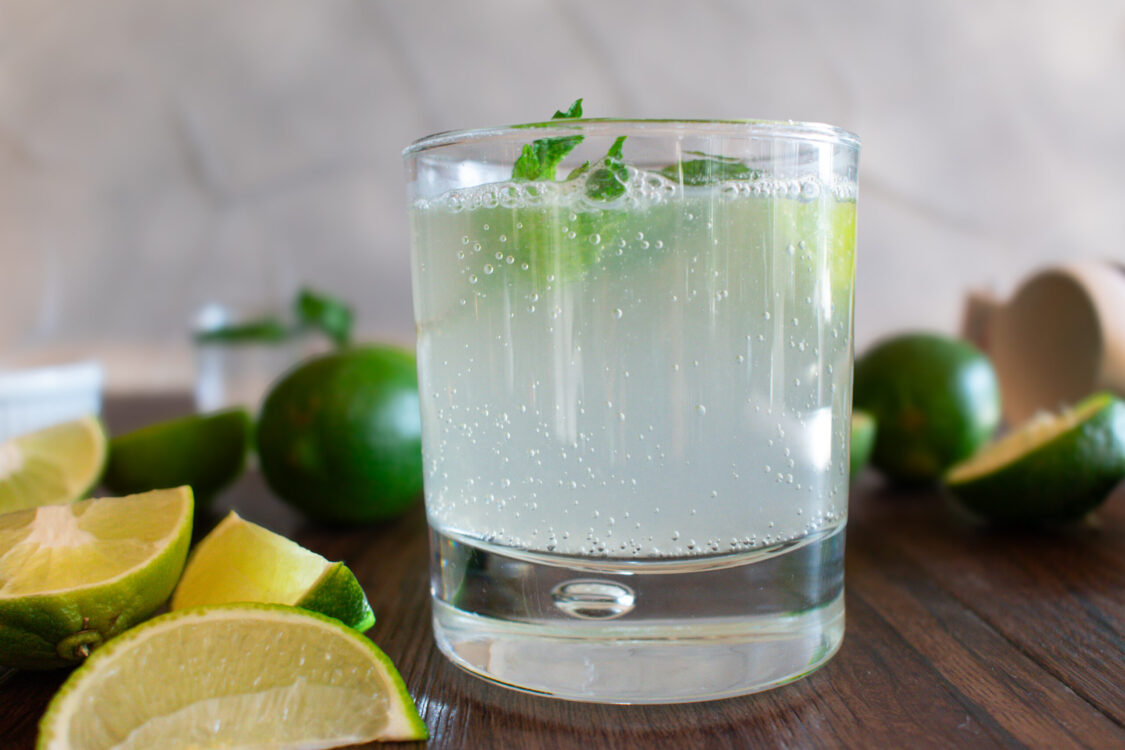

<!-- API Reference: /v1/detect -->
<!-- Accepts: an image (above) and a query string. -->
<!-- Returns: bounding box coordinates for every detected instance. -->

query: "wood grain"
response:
[1,395,1122,749]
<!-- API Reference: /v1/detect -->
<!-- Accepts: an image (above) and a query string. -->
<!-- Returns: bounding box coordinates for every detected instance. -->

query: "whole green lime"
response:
[853,333,1001,483]
[256,346,423,524]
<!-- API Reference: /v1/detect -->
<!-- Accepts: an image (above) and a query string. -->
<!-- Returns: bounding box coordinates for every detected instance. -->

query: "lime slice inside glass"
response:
[172,511,375,631]
[0,487,193,669]
[945,392,1125,523]
[0,416,107,514]
[37,603,428,749]
[850,409,877,479]
[103,409,251,505]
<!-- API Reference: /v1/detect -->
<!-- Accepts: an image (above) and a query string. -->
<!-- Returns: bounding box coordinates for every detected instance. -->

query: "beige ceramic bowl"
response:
[966,261,1125,424]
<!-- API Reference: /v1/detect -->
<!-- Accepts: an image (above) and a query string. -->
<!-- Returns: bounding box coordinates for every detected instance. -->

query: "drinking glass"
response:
[192,303,322,415]
[404,119,860,703]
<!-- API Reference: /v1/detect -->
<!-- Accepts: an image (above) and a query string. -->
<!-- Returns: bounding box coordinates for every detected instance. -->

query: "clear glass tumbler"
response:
[404,119,860,703]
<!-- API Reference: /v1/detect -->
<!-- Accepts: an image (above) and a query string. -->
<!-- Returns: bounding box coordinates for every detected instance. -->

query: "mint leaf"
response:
[194,317,290,344]
[660,153,758,186]
[565,161,591,180]
[512,99,584,182]
[585,135,628,201]
[295,288,353,348]
[553,99,583,119]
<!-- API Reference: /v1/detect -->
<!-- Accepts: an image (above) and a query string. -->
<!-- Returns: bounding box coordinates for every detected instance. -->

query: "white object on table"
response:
[0,361,103,442]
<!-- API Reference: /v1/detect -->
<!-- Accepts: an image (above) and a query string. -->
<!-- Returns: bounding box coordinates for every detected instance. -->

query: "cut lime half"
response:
[0,487,193,669]
[37,603,428,749]
[0,416,107,514]
[103,409,251,505]
[172,511,375,631]
[945,392,1125,524]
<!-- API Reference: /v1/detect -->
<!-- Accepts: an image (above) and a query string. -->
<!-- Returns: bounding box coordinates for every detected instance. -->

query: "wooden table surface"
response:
[2,396,1123,749]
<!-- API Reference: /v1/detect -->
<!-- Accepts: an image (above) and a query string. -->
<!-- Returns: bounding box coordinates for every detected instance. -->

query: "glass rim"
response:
[403,118,861,158]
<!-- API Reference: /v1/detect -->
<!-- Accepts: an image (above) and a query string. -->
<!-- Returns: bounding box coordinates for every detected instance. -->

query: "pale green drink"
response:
[405,119,859,702]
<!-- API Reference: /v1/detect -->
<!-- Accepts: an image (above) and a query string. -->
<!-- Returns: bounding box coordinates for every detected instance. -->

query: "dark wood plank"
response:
[851,476,1125,729]
[0,669,66,746]
[847,540,1120,747]
[0,395,1122,749]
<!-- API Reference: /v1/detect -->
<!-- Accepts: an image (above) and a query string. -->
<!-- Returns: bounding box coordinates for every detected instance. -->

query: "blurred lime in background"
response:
[0,416,106,514]
[853,333,1001,484]
[256,346,422,524]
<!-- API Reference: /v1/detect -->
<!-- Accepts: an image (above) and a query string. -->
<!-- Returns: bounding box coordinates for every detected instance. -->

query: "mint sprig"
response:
[295,288,353,347]
[660,152,759,186]
[195,288,354,348]
[501,102,632,283]
[512,99,585,182]
[194,317,290,344]
[584,135,628,201]
[511,100,630,199]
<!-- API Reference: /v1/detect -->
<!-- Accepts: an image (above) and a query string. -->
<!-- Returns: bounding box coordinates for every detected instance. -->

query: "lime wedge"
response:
[172,511,375,631]
[0,487,193,669]
[37,603,428,749]
[0,416,107,514]
[945,392,1125,523]
[103,409,251,505]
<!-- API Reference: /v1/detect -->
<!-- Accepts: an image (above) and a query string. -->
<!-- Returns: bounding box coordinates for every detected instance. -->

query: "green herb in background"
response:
[295,288,353,347]
[194,288,353,348]
[193,317,290,344]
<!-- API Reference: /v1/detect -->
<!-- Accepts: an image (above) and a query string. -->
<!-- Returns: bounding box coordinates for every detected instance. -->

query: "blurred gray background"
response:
[2,0,1123,390]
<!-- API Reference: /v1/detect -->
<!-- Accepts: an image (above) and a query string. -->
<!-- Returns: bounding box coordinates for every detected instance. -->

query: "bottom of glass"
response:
[429,524,845,704]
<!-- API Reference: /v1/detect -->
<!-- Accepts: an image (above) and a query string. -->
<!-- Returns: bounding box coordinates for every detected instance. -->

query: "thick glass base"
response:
[429,524,845,704]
